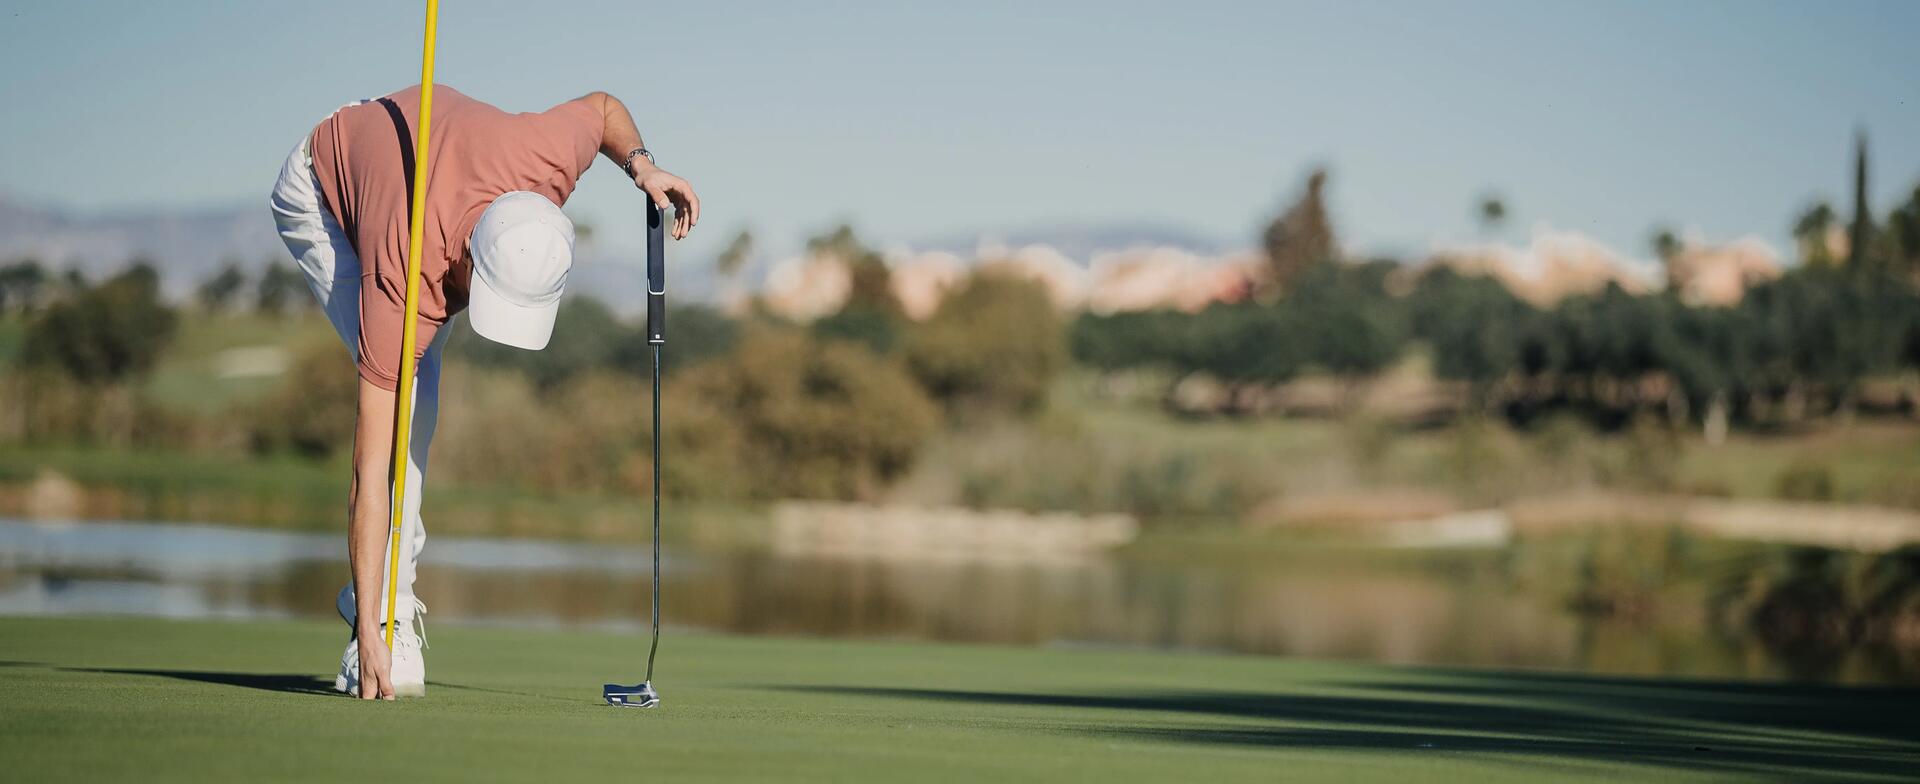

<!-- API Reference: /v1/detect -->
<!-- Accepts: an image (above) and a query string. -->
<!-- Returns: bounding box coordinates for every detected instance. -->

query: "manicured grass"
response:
[1,616,1913,782]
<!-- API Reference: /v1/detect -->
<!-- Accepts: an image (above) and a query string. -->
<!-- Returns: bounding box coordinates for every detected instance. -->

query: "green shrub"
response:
[905,270,1064,418]
[670,329,939,500]
[21,265,177,384]
[812,305,900,355]
[245,339,358,458]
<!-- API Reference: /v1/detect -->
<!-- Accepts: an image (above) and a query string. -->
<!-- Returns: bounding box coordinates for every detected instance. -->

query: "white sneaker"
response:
[332,592,429,698]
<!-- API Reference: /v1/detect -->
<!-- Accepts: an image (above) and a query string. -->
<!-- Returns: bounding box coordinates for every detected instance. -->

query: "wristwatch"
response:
[620,147,656,178]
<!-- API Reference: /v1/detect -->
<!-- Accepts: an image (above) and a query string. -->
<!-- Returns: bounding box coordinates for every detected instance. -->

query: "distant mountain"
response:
[0,194,683,313]
[910,221,1233,262]
[0,195,284,298]
[0,194,1235,312]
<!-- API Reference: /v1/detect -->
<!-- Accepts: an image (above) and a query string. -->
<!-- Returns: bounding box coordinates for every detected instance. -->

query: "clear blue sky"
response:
[2,0,1916,262]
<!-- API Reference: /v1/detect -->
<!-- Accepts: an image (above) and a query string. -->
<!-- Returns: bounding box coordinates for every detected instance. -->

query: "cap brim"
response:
[468,272,559,350]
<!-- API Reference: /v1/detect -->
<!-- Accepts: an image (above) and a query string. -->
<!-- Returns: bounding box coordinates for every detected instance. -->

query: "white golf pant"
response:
[269,121,443,625]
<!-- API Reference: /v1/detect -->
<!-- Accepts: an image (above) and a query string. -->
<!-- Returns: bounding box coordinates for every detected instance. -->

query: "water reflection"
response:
[0,519,1906,685]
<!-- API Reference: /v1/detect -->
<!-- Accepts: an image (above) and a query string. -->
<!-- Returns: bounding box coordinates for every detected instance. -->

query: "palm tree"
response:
[1650,226,1683,292]
[1477,194,1507,238]
[716,230,754,279]
[1794,202,1837,265]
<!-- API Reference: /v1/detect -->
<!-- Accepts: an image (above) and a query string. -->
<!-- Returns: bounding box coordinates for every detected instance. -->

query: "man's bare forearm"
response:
[349,376,398,635]
[580,90,700,238]
[586,91,651,172]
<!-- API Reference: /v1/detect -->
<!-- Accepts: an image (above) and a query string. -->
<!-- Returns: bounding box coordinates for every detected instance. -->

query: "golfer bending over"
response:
[269,85,698,699]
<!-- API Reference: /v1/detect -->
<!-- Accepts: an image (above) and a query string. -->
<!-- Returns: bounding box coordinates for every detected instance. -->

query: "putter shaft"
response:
[646,343,661,684]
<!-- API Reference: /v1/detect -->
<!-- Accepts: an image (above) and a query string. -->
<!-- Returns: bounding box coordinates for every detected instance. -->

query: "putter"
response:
[603,199,669,709]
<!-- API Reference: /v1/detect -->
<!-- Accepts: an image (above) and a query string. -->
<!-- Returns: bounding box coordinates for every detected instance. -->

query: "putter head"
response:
[603,681,660,708]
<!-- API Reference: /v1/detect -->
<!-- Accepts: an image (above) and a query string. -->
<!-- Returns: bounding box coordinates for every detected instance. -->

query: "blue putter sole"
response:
[603,681,660,708]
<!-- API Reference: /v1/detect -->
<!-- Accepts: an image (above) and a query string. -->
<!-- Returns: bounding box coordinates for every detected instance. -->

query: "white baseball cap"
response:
[468,191,574,350]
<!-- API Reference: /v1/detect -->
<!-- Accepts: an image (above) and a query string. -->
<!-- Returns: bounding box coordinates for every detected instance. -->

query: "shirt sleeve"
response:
[356,270,443,392]
[508,98,604,204]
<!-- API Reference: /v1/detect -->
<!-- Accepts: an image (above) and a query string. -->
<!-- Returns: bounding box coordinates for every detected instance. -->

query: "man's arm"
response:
[347,376,398,700]
[581,91,700,239]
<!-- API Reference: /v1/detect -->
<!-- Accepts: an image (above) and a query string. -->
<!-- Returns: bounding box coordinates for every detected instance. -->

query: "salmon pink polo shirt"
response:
[309,85,602,390]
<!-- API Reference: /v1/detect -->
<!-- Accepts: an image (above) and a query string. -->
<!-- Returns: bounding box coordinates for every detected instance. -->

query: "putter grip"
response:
[646,200,666,344]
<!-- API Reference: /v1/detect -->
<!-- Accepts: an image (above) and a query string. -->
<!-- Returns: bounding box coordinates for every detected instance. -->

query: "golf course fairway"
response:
[1,616,1912,782]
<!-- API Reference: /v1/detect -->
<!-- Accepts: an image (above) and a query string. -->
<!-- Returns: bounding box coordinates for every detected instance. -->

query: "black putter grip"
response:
[646,200,666,344]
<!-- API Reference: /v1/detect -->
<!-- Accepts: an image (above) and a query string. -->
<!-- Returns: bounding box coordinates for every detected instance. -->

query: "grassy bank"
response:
[0,446,759,546]
[2,616,1915,782]
[891,376,1920,520]
[7,308,1917,534]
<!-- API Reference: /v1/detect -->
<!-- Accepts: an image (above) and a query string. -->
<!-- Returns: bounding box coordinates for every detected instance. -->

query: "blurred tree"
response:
[1408,267,1531,406]
[640,304,738,377]
[716,229,755,278]
[1740,263,1912,420]
[671,329,939,500]
[1287,261,1407,385]
[1069,309,1188,373]
[457,296,739,388]
[20,263,177,383]
[813,307,901,355]
[0,260,48,313]
[454,296,626,388]
[1885,184,1920,278]
[808,225,907,355]
[254,261,306,316]
[197,261,248,313]
[248,338,358,457]
[1178,303,1301,393]
[1260,168,1337,295]
[1553,284,1668,421]
[1650,225,1683,291]
[1794,202,1839,265]
[1659,300,1755,441]
[905,269,1064,417]
[1848,129,1873,268]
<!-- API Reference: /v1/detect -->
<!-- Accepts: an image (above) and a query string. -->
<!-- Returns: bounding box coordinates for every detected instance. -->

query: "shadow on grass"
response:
[2,660,581,703]
[0,660,336,696]
[779,669,1920,780]
[69,667,338,696]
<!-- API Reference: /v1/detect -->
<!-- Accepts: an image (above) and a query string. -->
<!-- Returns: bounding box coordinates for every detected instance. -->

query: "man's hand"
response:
[582,90,702,239]
[348,376,398,701]
[632,162,700,240]
[357,625,396,700]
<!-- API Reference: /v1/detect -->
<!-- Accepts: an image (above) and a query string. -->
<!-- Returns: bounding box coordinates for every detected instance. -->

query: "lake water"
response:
[0,518,1906,685]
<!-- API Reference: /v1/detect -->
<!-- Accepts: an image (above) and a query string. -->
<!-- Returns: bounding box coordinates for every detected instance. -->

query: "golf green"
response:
[0,616,1912,782]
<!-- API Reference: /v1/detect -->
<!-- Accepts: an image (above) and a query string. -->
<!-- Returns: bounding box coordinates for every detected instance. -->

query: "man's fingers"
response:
[668,182,699,237]
[668,181,700,229]
[641,172,699,237]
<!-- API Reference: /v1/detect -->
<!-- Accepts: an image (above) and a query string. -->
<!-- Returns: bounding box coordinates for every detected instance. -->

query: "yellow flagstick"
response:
[385,0,439,652]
